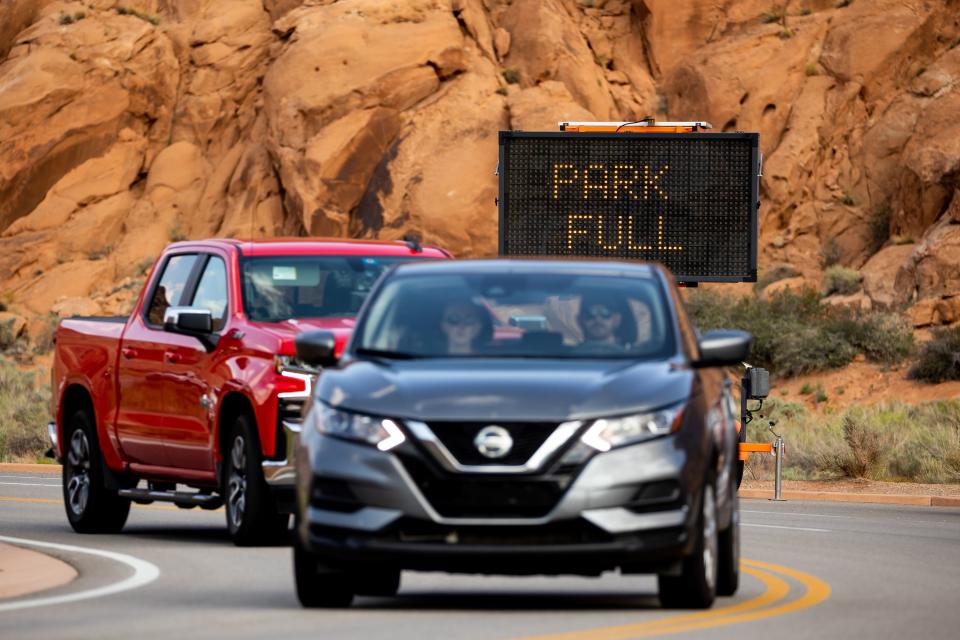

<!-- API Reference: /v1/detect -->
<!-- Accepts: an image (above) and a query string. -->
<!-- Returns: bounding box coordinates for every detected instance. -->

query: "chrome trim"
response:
[405,420,582,474]
[46,422,58,451]
[262,420,302,486]
[581,506,689,534]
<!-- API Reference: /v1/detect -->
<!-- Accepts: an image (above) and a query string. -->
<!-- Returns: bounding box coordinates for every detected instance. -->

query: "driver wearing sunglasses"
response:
[577,293,632,350]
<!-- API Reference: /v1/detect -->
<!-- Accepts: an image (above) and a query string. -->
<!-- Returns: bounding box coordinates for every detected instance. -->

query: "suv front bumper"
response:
[295,432,701,576]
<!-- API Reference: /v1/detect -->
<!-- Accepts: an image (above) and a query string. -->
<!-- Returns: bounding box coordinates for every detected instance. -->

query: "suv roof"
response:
[390,258,660,278]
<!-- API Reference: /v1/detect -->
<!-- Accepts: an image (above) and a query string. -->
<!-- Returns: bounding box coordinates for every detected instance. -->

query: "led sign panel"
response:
[498,132,760,282]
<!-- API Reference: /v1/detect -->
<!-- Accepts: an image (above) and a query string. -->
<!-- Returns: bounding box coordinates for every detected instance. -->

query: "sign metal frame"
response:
[497,130,760,283]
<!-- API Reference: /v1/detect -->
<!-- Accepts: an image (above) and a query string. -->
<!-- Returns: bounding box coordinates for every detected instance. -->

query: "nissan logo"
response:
[474,425,513,459]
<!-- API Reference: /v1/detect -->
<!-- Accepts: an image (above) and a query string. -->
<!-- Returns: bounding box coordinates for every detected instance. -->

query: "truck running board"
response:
[118,488,224,510]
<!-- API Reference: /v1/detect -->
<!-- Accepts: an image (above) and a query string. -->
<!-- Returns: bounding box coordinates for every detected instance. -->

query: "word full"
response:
[552,163,670,200]
[566,214,682,252]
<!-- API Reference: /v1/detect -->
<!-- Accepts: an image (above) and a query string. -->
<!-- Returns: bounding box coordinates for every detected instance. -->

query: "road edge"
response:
[0,543,78,601]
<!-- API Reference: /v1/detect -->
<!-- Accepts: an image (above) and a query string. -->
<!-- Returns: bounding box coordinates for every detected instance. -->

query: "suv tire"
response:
[658,482,718,609]
[294,541,355,608]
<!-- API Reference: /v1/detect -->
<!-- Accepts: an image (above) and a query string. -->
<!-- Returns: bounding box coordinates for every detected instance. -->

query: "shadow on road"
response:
[355,591,661,611]
[119,525,291,548]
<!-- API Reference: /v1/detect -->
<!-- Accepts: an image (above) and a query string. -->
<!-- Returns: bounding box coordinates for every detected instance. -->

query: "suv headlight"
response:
[316,404,406,452]
[581,405,685,452]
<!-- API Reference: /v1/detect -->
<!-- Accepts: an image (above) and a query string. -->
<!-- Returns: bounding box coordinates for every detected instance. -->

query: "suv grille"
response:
[427,421,559,466]
[399,455,574,518]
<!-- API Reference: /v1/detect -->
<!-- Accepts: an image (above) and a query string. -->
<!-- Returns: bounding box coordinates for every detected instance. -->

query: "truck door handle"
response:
[164,351,182,363]
[121,347,138,359]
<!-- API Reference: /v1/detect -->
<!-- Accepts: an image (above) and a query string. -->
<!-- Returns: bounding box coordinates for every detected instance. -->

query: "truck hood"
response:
[254,317,356,355]
[317,358,693,422]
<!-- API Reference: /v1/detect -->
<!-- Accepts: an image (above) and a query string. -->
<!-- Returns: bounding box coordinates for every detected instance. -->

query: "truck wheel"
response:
[62,410,131,534]
[293,540,355,608]
[658,482,718,609]
[223,413,289,546]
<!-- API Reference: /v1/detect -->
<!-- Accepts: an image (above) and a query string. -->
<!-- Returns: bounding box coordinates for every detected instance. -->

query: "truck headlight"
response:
[316,404,406,452]
[581,405,684,452]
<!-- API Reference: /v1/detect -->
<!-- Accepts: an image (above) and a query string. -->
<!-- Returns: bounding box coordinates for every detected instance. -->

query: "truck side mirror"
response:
[163,306,218,351]
[693,330,752,368]
[295,330,338,368]
[164,307,213,334]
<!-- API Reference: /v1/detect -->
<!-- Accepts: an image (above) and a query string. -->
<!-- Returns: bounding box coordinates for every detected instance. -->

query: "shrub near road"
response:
[747,398,960,484]
[686,288,915,377]
[0,358,49,462]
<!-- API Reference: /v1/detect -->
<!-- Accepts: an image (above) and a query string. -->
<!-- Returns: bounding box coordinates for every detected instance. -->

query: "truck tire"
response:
[62,409,131,534]
[658,482,718,609]
[293,540,355,608]
[223,413,289,546]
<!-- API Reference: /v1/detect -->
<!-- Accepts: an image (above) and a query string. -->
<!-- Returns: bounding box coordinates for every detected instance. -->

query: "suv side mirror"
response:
[295,330,338,368]
[163,307,218,351]
[694,330,752,368]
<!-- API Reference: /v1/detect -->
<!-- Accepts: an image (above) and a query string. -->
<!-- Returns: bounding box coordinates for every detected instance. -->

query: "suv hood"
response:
[317,358,693,422]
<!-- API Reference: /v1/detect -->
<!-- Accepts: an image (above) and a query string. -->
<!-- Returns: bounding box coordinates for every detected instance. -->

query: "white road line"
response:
[742,522,831,533]
[742,509,856,520]
[0,536,160,612]
[0,482,60,487]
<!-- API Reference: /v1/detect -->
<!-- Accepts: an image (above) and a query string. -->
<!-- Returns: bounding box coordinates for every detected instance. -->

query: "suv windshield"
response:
[356,271,677,359]
[242,255,416,322]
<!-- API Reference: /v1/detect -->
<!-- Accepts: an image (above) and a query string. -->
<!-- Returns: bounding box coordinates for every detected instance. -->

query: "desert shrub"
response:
[745,399,960,482]
[823,266,862,295]
[32,313,61,355]
[686,288,914,377]
[0,359,51,462]
[908,326,960,383]
[0,319,16,352]
[830,407,901,478]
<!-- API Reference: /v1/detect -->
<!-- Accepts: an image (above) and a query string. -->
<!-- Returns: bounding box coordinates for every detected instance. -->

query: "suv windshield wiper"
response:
[353,347,419,360]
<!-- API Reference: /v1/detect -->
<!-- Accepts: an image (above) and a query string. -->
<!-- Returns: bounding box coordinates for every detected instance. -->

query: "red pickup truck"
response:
[48,238,450,544]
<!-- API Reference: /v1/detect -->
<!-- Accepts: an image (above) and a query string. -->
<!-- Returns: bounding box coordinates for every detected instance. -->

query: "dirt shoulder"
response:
[0,542,77,600]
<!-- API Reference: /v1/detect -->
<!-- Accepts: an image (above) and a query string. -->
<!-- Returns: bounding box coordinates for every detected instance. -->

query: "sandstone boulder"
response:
[861,244,916,309]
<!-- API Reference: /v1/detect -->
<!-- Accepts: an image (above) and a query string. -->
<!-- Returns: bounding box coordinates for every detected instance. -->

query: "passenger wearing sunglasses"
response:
[439,301,493,355]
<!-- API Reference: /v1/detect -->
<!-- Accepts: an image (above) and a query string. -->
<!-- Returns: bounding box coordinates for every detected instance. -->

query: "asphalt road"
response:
[1,470,959,640]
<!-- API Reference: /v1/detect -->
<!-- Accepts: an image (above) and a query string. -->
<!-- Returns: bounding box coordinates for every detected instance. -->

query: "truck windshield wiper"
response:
[353,347,419,360]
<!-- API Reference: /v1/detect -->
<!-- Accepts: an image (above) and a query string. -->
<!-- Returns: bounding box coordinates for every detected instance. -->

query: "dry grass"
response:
[0,359,51,462]
[745,398,960,483]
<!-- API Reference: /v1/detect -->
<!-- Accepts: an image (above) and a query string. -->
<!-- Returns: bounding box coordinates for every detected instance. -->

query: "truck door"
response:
[162,253,230,472]
[116,253,200,467]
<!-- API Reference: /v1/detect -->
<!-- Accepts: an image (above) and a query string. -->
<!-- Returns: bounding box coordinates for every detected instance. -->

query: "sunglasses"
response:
[442,314,481,327]
[580,306,615,321]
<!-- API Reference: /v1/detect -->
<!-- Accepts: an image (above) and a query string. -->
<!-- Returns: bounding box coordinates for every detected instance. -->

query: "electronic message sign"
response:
[498,131,760,282]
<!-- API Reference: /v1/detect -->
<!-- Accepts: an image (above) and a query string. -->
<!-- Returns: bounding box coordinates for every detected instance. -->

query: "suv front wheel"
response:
[658,482,718,609]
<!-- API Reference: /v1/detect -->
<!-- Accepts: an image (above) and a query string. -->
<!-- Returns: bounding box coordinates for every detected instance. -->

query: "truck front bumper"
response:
[262,420,301,513]
[45,421,60,462]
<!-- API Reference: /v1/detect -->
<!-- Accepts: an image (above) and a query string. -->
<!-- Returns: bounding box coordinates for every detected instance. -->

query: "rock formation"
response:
[0,0,958,339]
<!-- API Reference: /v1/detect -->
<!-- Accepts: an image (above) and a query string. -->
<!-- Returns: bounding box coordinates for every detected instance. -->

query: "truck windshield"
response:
[241,255,415,322]
[356,271,677,359]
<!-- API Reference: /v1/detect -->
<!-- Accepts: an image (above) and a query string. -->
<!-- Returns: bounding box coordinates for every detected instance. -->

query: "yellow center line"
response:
[515,558,830,640]
[0,495,222,513]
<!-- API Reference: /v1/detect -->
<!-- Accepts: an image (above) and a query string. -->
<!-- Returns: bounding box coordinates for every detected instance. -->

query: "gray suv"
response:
[291,260,749,609]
